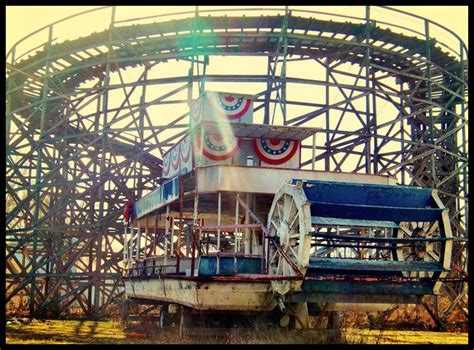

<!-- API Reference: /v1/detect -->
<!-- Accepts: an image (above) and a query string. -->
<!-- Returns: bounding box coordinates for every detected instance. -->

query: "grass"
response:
[6,319,129,345]
[5,317,468,345]
[344,328,468,344]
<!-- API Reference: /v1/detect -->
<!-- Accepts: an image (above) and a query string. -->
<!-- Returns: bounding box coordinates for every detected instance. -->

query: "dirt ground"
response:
[5,318,468,345]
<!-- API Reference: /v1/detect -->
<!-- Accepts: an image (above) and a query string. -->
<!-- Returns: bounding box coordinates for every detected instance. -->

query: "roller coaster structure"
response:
[6,6,468,324]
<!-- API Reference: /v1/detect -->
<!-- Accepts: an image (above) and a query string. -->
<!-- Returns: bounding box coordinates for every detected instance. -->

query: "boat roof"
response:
[196,121,322,141]
[163,121,322,157]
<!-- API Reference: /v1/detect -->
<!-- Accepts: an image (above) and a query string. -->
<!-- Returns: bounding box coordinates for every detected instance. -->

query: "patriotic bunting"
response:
[196,132,241,161]
[217,94,252,120]
[162,135,193,179]
[253,138,299,165]
[162,152,171,177]
[171,145,180,170]
[191,96,203,125]
[180,135,191,163]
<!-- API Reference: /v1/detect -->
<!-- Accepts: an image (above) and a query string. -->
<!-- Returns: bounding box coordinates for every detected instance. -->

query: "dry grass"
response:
[5,317,468,345]
[6,318,129,345]
[344,328,468,344]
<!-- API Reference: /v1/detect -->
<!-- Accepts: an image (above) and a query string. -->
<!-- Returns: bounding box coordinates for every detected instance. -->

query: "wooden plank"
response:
[289,292,421,305]
[200,224,261,231]
[312,232,447,243]
[312,216,399,228]
[308,257,444,272]
[301,280,434,295]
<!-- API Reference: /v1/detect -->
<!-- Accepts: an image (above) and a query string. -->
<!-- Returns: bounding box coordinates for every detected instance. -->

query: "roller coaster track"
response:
[6,7,468,320]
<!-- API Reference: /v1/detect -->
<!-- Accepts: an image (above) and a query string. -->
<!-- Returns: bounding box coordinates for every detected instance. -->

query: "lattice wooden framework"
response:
[5,6,468,321]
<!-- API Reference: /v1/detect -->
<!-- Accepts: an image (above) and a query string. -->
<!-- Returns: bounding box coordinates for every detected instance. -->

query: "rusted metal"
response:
[200,224,262,231]
[190,227,196,277]
[125,273,301,282]
[237,193,303,277]
[176,177,184,274]
[305,275,432,282]
[144,214,149,257]
[153,211,158,256]
[236,195,269,236]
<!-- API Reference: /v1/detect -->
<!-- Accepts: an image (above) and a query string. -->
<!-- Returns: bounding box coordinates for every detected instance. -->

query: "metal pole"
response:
[191,192,199,275]
[129,225,133,268]
[176,177,184,273]
[251,194,257,255]
[170,217,175,257]
[217,191,222,274]
[164,204,170,266]
[217,191,222,253]
[281,6,289,124]
[145,214,149,258]
[136,219,141,261]
[235,194,239,253]
[190,229,196,277]
[123,226,128,264]
[244,193,251,255]
[154,211,158,256]
[311,132,316,170]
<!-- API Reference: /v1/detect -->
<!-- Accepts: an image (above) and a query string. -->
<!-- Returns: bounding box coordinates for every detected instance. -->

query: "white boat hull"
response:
[124,277,277,311]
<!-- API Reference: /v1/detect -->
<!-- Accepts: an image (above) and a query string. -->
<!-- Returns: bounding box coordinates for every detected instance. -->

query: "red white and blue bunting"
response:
[217,94,252,120]
[180,135,192,173]
[162,152,171,177]
[191,96,204,126]
[196,132,241,161]
[253,138,299,165]
[170,145,180,171]
[180,135,191,163]
[162,135,193,178]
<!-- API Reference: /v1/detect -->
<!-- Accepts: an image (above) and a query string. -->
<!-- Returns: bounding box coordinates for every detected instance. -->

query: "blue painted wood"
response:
[288,292,421,304]
[198,256,217,276]
[198,256,261,276]
[236,257,261,274]
[308,257,444,272]
[219,257,236,276]
[295,180,435,208]
[289,180,442,222]
[309,201,442,222]
[312,216,399,228]
[134,177,179,219]
[301,280,434,295]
